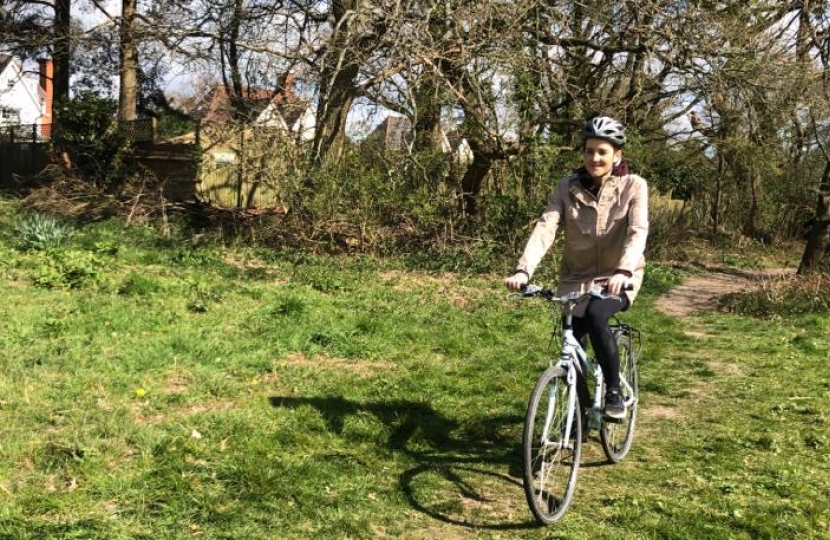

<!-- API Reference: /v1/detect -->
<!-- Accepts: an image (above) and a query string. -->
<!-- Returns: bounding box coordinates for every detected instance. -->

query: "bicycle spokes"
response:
[600,334,639,463]
[523,366,581,524]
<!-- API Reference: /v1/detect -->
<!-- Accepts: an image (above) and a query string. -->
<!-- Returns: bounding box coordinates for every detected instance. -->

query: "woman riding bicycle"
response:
[504,116,649,420]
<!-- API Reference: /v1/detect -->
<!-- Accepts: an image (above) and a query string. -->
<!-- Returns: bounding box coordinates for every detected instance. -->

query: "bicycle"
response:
[517,284,641,524]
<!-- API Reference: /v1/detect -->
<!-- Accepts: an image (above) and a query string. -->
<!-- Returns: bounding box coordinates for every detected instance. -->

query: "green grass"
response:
[0,199,828,539]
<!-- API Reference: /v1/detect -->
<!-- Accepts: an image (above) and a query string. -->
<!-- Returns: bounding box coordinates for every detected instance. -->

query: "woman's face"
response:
[583,138,621,180]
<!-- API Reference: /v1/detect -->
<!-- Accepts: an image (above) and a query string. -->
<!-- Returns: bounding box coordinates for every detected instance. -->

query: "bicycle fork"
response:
[540,362,578,451]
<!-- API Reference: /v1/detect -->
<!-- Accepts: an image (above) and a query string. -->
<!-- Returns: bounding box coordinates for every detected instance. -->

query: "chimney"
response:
[37,58,54,129]
[279,72,295,98]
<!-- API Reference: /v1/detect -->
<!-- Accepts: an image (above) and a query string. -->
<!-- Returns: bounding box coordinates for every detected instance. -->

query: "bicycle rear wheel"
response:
[600,331,639,462]
[522,365,582,525]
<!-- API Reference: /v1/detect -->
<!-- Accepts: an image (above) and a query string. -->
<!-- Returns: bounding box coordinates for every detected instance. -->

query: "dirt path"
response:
[656,267,795,318]
[638,266,795,426]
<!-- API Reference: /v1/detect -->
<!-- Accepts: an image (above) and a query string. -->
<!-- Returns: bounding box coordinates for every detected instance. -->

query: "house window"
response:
[0,107,21,126]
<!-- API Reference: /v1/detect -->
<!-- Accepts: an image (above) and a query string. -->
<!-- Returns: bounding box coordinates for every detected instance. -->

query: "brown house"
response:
[191,74,313,140]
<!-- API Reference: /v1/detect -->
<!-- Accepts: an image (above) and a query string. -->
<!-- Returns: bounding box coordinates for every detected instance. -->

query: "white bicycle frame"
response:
[538,291,636,451]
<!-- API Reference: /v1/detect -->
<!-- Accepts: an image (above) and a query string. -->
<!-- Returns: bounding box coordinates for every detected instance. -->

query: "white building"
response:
[0,55,52,129]
[256,99,316,143]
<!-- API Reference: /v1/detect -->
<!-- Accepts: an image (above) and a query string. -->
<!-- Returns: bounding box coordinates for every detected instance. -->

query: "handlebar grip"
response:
[522,284,543,296]
[599,283,634,296]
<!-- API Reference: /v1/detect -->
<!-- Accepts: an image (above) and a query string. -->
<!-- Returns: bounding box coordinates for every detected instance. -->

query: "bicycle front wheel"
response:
[600,331,639,463]
[522,365,582,525]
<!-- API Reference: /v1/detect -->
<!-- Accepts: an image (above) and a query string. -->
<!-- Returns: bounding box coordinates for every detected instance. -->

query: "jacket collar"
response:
[569,174,622,205]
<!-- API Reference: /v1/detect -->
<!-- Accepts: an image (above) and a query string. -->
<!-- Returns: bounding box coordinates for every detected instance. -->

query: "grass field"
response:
[0,201,828,539]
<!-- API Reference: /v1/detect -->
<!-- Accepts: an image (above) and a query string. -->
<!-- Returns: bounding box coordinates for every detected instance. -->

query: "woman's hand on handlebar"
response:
[606,273,629,296]
[503,272,529,291]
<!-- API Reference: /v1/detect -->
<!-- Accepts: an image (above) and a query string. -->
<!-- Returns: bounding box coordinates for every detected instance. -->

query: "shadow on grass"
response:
[269,395,538,530]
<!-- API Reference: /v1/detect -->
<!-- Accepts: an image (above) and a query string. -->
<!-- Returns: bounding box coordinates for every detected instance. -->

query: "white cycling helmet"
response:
[582,116,626,147]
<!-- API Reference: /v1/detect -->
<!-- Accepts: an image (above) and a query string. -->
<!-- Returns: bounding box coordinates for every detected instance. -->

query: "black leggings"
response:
[572,296,628,393]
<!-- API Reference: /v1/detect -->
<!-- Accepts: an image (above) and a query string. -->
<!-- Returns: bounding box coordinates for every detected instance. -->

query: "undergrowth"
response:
[720,273,830,318]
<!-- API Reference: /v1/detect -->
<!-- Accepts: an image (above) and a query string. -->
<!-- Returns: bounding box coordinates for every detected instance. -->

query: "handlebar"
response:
[519,283,633,305]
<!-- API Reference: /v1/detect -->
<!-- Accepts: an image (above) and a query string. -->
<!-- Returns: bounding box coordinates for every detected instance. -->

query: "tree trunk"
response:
[236,128,245,208]
[745,165,761,239]
[711,151,725,237]
[53,0,71,119]
[228,0,243,100]
[413,15,449,153]
[798,161,830,274]
[312,62,358,163]
[796,0,812,64]
[311,0,361,164]
[460,146,492,216]
[412,75,443,152]
[118,0,138,122]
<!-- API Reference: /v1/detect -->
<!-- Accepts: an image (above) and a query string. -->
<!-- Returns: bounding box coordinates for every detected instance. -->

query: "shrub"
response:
[642,264,684,296]
[118,271,163,296]
[719,274,830,318]
[34,250,104,289]
[14,214,74,251]
[646,194,697,261]
[155,109,196,141]
[184,277,224,313]
[53,92,132,186]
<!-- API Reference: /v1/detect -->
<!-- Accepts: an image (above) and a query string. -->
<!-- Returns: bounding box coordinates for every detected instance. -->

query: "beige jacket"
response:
[516,173,649,315]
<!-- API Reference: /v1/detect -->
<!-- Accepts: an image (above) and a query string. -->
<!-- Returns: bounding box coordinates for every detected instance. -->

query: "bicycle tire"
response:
[600,332,639,463]
[522,365,582,525]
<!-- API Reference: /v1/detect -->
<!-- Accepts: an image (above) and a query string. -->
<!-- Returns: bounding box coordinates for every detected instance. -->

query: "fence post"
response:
[32,123,37,143]
[151,117,157,144]
[9,126,14,144]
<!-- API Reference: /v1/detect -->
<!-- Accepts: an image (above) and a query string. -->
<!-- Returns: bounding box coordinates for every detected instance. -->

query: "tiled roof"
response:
[191,85,273,123]
[193,78,306,127]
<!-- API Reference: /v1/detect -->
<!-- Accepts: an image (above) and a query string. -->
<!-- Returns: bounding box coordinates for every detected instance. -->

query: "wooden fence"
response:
[0,119,155,145]
[196,128,296,209]
[0,141,198,199]
[132,143,199,202]
[0,123,53,143]
[198,160,281,208]
[0,142,51,189]
[1,121,294,209]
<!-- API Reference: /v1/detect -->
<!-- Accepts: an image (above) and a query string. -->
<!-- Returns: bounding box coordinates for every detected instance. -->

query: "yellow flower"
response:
[135,388,146,397]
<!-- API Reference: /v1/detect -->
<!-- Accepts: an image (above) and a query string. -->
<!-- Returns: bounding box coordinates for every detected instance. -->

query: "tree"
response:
[53,0,71,112]
[797,1,830,273]
[119,0,138,121]
[310,0,391,163]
